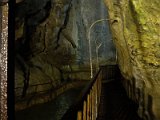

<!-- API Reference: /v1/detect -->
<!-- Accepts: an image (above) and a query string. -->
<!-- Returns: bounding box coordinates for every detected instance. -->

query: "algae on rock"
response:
[104,0,160,119]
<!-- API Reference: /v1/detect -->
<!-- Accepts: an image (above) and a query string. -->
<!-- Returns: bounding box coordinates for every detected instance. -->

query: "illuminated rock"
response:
[104,0,160,119]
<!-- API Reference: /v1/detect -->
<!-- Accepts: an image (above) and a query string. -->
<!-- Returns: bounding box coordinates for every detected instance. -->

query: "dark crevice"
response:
[16,54,30,98]
[42,24,47,53]
[147,95,155,120]
[54,0,73,49]
[21,68,30,98]
[35,1,52,24]
[111,19,118,25]
[26,0,52,24]
[17,1,51,58]
[62,30,77,48]
[55,66,65,82]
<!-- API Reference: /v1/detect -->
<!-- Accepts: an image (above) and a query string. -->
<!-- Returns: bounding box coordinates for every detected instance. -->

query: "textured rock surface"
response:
[15,0,116,109]
[104,0,160,119]
[15,0,73,100]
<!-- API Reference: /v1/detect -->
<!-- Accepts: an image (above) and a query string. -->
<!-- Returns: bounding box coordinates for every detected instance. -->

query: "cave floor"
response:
[97,80,143,120]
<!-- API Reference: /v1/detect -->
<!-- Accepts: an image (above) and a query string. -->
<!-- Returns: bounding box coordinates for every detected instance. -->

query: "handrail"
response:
[62,68,102,120]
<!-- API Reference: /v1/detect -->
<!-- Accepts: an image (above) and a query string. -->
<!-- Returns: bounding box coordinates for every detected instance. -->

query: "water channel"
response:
[15,86,85,120]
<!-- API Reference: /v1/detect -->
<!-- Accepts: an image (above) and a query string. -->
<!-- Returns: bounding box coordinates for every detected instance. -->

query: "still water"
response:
[15,87,84,120]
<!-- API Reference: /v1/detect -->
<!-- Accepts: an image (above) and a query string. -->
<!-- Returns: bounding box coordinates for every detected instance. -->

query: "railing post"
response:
[92,85,96,120]
[90,90,92,120]
[63,69,103,120]
[91,87,94,120]
[83,101,87,120]
[97,77,100,106]
[77,111,82,120]
[87,94,90,120]
[95,81,98,117]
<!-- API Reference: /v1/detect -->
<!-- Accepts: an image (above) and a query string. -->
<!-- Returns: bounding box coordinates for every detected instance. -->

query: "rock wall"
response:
[15,0,73,100]
[15,0,116,109]
[104,0,160,120]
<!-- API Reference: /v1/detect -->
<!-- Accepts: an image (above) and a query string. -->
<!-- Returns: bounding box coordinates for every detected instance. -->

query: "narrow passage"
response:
[97,80,143,120]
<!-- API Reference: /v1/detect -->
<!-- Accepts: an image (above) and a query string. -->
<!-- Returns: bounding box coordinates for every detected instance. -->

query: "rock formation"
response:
[104,0,160,119]
[15,0,116,110]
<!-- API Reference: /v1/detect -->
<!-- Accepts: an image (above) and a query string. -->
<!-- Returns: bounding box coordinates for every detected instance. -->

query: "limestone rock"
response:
[104,0,160,119]
[15,0,116,110]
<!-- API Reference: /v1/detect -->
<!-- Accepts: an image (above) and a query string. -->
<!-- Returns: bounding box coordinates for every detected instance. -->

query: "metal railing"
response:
[62,69,102,120]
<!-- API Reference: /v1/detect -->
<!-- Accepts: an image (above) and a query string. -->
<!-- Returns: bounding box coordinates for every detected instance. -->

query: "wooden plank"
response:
[77,111,82,120]
[83,101,87,120]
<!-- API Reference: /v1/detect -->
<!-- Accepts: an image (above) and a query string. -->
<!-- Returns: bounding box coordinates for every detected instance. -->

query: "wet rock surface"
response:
[104,0,160,119]
[15,0,116,110]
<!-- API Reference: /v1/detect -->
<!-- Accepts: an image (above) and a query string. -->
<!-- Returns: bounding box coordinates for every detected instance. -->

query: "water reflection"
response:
[15,87,83,120]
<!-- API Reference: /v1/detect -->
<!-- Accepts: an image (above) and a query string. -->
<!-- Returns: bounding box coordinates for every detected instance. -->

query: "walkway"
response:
[97,80,143,120]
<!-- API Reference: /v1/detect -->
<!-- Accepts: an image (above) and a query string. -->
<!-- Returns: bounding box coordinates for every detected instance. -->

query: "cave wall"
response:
[15,0,116,109]
[15,0,73,101]
[104,0,160,119]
